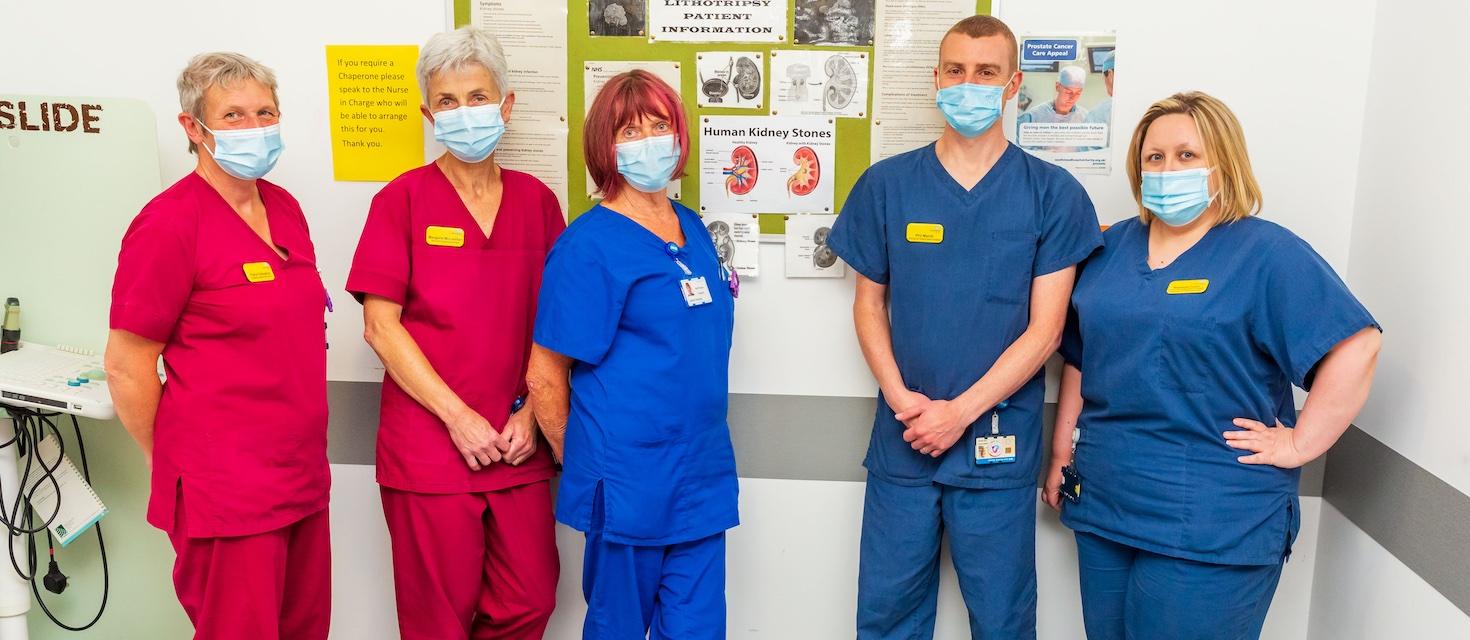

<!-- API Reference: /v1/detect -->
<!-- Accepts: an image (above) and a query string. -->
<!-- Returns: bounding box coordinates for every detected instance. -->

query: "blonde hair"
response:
[176,52,279,154]
[1126,91,1262,225]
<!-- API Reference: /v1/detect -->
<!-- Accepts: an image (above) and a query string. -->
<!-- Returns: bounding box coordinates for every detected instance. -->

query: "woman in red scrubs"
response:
[105,52,331,640]
[346,26,562,640]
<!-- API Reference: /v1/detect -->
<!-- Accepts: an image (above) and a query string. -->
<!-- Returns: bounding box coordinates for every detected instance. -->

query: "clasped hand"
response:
[893,390,973,458]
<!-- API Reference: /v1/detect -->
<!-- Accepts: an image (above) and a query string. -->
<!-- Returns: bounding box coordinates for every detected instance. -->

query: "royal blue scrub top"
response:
[534,201,739,547]
[1059,217,1378,566]
[829,142,1102,490]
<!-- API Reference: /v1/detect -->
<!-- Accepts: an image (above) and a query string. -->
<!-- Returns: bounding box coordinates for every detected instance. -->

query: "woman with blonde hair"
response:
[106,51,331,639]
[1044,91,1382,639]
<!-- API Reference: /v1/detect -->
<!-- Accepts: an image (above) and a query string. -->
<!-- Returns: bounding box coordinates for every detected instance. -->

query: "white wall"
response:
[1339,0,1470,495]
[330,469,1324,639]
[1307,506,1470,639]
[1305,0,1470,634]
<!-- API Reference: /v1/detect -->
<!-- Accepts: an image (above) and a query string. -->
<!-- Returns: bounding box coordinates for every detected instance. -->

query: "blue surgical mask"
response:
[936,82,1007,138]
[1141,168,1215,226]
[433,104,505,163]
[199,122,283,180]
[616,135,680,193]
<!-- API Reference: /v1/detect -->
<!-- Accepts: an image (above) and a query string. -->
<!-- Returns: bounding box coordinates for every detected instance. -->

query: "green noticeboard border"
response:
[455,1,992,234]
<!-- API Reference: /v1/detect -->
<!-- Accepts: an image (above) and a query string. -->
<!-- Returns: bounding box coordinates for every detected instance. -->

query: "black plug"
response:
[43,560,67,594]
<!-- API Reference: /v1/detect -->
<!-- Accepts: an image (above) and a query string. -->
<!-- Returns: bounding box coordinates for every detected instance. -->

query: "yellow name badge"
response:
[425,226,465,248]
[905,222,944,244]
[1166,279,1210,295]
[242,262,275,283]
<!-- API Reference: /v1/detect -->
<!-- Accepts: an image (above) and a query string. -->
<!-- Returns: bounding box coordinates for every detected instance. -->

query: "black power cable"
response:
[0,407,109,631]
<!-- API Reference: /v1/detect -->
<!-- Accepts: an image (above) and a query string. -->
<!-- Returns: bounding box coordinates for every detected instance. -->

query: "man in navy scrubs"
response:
[828,15,1102,639]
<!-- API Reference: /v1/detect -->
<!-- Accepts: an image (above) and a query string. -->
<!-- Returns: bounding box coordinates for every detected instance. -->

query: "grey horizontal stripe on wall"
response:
[1322,426,1470,617]
[327,381,381,464]
[327,382,1324,496]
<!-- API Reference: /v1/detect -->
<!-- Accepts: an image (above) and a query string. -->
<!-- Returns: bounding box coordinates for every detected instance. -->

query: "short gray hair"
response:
[417,27,512,104]
[176,52,279,153]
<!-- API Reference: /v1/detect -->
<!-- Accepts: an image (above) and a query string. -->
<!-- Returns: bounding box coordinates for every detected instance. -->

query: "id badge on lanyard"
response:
[1060,428,1082,503]
[666,242,712,307]
[975,400,1017,465]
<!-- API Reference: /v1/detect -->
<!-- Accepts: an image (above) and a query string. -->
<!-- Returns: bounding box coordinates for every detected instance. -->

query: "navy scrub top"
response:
[534,201,739,546]
[1059,216,1378,566]
[829,142,1102,490]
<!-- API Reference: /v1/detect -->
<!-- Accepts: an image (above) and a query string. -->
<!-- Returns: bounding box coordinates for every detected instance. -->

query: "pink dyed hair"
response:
[583,70,690,200]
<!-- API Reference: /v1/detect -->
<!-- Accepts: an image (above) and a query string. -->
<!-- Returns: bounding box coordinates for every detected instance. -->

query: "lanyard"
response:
[989,399,1010,435]
[665,241,694,277]
[666,239,738,299]
[319,268,334,313]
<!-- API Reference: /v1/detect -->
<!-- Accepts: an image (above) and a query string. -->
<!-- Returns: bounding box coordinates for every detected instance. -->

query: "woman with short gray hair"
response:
[346,25,563,640]
[105,50,332,639]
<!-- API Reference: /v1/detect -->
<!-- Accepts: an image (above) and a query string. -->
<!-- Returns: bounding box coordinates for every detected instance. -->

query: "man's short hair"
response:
[943,15,1019,73]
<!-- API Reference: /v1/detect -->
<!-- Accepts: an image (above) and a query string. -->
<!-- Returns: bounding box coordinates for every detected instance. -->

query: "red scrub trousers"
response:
[169,498,332,640]
[381,481,560,639]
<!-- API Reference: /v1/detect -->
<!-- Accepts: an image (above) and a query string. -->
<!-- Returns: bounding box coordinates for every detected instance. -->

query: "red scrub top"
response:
[110,173,330,539]
[347,164,563,493]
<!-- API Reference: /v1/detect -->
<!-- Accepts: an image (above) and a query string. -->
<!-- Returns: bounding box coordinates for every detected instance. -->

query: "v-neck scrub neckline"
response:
[919,141,1023,204]
[197,172,295,262]
[600,202,697,254]
[1134,220,1226,276]
[427,161,509,249]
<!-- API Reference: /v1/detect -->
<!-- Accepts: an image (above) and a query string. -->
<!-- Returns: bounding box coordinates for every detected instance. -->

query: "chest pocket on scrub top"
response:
[1158,314,1221,392]
[985,230,1039,304]
[187,261,293,340]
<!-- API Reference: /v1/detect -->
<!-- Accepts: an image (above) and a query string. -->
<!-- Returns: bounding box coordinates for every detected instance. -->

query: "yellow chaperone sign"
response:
[326,45,423,181]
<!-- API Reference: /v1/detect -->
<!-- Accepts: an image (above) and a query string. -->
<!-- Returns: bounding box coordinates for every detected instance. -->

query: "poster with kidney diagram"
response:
[696,52,764,109]
[700,212,761,277]
[770,49,869,118]
[698,116,835,214]
[784,214,845,278]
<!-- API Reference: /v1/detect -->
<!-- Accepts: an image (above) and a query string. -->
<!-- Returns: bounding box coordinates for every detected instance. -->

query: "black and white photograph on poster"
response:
[589,0,646,36]
[584,61,684,198]
[701,213,762,277]
[784,214,845,278]
[699,115,836,214]
[696,52,764,109]
[1009,33,1116,175]
[770,50,868,118]
[647,0,789,43]
[793,0,876,46]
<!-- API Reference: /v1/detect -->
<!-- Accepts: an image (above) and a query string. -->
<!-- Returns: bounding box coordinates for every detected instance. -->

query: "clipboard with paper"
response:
[23,434,107,547]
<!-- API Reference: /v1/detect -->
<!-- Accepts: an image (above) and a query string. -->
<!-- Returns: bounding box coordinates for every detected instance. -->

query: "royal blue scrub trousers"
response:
[581,531,726,640]
[857,474,1038,639]
[1074,531,1284,640]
